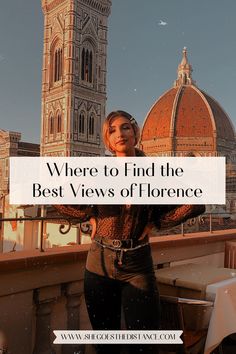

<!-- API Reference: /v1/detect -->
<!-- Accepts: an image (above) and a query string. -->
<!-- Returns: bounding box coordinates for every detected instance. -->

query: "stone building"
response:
[0,130,39,198]
[0,131,40,252]
[140,48,236,215]
[40,0,112,157]
[140,48,236,162]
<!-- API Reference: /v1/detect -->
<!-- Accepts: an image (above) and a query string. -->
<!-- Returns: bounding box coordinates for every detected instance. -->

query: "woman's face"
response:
[108,116,136,156]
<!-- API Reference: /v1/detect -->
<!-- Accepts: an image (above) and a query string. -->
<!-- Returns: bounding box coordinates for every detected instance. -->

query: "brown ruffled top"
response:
[54,203,205,240]
[53,149,205,240]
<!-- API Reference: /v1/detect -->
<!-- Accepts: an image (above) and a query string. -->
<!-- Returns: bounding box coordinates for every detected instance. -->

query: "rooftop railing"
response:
[1,213,236,253]
[1,229,236,353]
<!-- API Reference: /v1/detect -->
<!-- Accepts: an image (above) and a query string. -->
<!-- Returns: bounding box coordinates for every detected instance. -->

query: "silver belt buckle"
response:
[112,239,122,248]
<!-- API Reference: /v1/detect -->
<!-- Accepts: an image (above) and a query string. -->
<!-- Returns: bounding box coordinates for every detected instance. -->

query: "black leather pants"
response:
[84,241,160,354]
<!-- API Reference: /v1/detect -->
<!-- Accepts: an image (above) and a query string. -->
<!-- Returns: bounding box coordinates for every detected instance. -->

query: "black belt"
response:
[94,236,149,250]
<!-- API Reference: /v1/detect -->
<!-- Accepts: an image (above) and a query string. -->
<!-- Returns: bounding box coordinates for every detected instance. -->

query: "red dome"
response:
[141,48,235,147]
[142,85,235,141]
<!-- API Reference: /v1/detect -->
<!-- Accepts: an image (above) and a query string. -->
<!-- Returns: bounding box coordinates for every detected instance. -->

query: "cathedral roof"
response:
[141,48,235,141]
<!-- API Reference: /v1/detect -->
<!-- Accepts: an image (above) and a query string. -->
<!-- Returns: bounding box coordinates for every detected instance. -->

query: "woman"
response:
[55,110,205,354]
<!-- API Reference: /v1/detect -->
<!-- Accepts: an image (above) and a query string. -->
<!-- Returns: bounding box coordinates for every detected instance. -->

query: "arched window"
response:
[49,115,54,135]
[54,48,63,82]
[81,44,94,83]
[59,49,62,79]
[89,51,93,83]
[74,114,78,133]
[57,113,62,133]
[85,49,89,81]
[81,48,85,80]
[79,112,85,134]
[54,51,58,82]
[89,114,95,136]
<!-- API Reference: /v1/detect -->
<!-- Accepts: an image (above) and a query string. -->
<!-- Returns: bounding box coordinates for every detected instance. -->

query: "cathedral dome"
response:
[140,48,235,156]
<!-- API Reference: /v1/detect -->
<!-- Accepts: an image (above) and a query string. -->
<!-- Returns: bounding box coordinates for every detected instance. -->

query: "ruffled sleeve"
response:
[150,204,205,230]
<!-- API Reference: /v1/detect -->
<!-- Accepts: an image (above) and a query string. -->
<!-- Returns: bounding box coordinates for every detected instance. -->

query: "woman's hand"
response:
[139,223,154,240]
[159,204,205,230]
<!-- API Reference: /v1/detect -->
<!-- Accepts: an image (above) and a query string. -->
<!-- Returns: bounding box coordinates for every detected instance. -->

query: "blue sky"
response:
[0,0,236,143]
